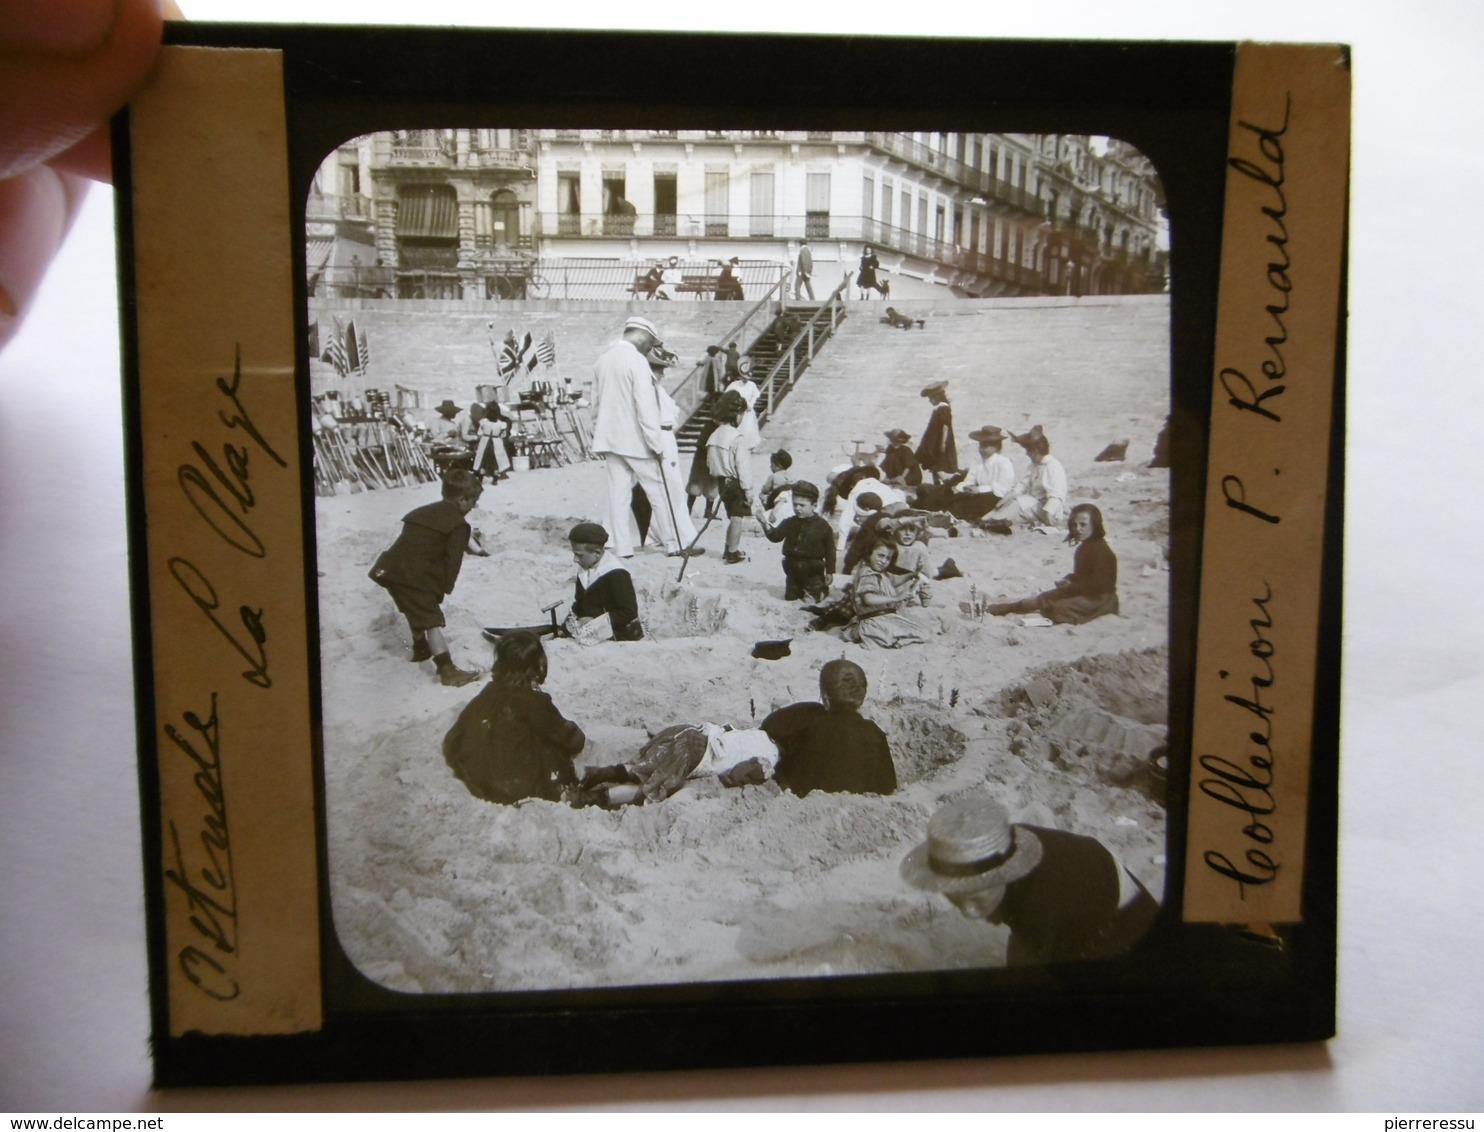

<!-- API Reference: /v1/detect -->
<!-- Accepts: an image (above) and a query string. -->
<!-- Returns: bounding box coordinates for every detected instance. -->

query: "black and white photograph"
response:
[309,127,1175,992]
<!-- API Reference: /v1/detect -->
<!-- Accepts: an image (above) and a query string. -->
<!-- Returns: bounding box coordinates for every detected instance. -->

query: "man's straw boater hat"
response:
[623,315,663,344]
[920,380,949,398]
[968,425,1010,445]
[885,428,912,444]
[900,796,1044,895]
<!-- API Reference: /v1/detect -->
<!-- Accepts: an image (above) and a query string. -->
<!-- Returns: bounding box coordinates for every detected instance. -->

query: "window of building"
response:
[806,171,830,239]
[917,195,929,244]
[653,172,677,236]
[934,203,946,244]
[900,189,912,233]
[751,171,775,237]
[602,173,632,235]
[556,172,580,236]
[705,170,729,237]
[862,174,875,221]
[881,180,893,229]
[476,189,522,249]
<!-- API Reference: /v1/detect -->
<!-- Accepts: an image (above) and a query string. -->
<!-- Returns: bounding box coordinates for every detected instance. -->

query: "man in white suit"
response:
[591,315,702,558]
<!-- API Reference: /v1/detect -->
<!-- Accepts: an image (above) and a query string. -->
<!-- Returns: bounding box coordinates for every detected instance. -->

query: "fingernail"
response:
[0,165,76,345]
[0,0,120,56]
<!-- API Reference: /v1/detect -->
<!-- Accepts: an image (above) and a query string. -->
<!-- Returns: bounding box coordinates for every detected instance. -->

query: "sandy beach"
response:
[315,293,1171,993]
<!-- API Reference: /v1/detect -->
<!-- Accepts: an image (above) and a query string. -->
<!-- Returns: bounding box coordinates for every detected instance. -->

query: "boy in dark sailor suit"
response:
[566,522,644,641]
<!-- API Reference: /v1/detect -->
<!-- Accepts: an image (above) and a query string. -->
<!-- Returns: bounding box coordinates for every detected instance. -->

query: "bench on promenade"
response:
[629,273,669,299]
[674,273,722,298]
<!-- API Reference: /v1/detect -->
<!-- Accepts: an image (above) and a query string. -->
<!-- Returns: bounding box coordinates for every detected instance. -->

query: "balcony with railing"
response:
[306,193,374,225]
[533,210,1064,292]
[386,142,534,172]
[538,211,830,240]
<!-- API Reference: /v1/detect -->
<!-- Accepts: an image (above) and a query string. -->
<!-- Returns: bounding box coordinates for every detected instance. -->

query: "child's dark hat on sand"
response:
[885,428,912,444]
[791,480,820,502]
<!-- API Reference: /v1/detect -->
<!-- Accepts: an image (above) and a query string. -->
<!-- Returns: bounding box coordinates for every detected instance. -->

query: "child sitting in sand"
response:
[761,659,897,797]
[565,521,644,642]
[883,513,933,586]
[841,492,893,574]
[443,630,586,805]
[760,480,837,603]
[843,536,932,649]
[988,503,1119,625]
[368,467,486,687]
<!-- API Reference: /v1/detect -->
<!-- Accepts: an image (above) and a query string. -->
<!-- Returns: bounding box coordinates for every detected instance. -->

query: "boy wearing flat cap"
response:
[760,479,836,602]
[566,522,643,642]
[902,796,1158,966]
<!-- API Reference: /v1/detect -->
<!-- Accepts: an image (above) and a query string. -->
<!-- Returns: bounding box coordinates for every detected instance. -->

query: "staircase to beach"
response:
[673,288,850,453]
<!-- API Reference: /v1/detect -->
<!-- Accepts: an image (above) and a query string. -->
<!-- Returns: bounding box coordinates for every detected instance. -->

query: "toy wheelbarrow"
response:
[481,598,568,643]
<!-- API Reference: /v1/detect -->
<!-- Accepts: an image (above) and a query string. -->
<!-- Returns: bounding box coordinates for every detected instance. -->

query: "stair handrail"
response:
[664,270,793,427]
[756,275,850,425]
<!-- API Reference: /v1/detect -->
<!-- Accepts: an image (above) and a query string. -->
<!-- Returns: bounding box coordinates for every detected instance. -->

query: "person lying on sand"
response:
[761,660,897,798]
[443,631,586,805]
[987,503,1119,625]
[901,795,1157,966]
[577,722,780,806]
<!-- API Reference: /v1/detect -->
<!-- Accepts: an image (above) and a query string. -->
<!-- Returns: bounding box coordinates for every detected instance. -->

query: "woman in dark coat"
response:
[856,246,882,297]
[988,503,1120,625]
[443,631,585,804]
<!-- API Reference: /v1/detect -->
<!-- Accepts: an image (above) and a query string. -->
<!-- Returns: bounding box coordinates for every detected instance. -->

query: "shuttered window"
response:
[395,184,457,239]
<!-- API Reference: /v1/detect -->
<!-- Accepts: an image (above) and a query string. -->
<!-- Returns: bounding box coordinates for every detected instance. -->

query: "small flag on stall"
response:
[497,329,537,379]
[536,330,557,369]
[344,318,369,377]
[323,315,349,377]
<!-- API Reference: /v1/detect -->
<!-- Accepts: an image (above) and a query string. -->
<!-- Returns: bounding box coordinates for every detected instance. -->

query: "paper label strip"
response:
[1183,42,1349,924]
[129,46,322,1034]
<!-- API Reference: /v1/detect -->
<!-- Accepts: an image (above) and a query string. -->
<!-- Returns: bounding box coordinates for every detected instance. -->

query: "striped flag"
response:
[497,330,537,380]
[344,318,370,377]
[322,315,349,377]
[535,330,557,369]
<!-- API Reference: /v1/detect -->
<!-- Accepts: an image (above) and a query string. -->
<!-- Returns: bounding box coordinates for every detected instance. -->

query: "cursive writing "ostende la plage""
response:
[162,345,287,1003]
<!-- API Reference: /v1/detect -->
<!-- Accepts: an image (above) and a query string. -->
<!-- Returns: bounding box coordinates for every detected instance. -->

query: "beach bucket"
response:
[495,385,515,404]
[511,455,531,472]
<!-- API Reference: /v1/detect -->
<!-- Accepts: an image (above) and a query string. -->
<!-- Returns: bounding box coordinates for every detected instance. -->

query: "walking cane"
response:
[654,450,687,554]
[677,508,716,584]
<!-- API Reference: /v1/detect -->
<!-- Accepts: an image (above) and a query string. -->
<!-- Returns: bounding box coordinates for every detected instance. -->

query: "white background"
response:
[2,0,1481,1113]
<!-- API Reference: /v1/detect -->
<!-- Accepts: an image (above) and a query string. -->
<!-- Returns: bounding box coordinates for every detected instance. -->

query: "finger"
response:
[0,0,166,180]
[0,163,86,349]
